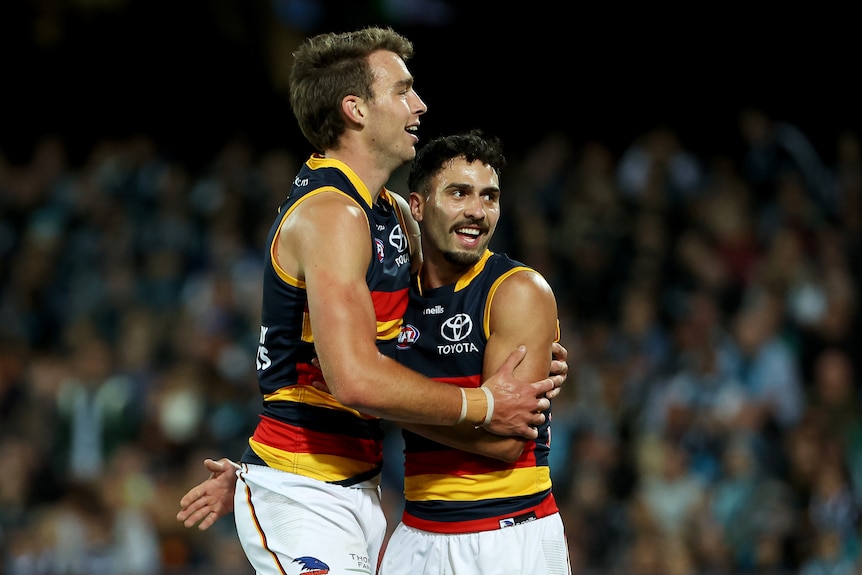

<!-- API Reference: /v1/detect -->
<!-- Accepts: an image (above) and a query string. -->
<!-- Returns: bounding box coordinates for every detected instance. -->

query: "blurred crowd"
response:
[1,107,861,575]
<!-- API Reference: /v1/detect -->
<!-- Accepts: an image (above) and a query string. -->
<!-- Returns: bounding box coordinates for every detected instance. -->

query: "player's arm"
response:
[287,193,554,438]
[399,269,560,462]
[175,270,564,529]
[288,191,460,422]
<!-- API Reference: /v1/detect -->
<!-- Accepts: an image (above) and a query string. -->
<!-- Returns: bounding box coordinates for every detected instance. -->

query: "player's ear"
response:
[409,192,424,221]
[342,95,366,125]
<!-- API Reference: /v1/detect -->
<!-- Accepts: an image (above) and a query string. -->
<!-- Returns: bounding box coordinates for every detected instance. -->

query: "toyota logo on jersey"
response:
[389,224,407,252]
[441,314,473,342]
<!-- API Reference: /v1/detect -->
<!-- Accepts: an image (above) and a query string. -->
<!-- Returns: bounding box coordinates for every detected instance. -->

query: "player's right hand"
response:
[481,346,554,440]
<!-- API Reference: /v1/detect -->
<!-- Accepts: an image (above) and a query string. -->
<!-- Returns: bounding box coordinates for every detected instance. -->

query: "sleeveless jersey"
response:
[393,250,561,533]
[240,154,413,486]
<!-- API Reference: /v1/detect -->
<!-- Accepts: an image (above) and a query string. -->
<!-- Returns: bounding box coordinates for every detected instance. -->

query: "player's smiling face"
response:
[415,156,500,268]
[364,50,427,169]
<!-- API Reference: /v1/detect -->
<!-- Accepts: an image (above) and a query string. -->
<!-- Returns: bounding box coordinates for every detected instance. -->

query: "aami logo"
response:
[375,238,385,263]
[293,556,330,575]
[396,324,419,350]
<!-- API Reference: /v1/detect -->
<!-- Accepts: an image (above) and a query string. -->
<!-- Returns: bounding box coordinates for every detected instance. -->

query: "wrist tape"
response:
[457,387,495,427]
[457,387,468,423]
[480,386,494,426]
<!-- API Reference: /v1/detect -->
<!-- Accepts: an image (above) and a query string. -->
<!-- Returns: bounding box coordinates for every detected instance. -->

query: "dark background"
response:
[2,0,859,169]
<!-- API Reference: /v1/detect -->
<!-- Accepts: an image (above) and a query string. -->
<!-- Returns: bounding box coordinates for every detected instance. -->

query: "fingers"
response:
[203,458,226,473]
[177,497,203,524]
[178,489,221,530]
[536,376,560,400]
[181,508,208,529]
[205,457,241,474]
[551,341,568,361]
[532,376,557,399]
[178,483,211,515]
[545,374,564,393]
[499,345,528,375]
[537,397,550,412]
[178,457,240,531]
[189,507,220,531]
[184,509,217,531]
[550,342,569,382]
[197,514,217,531]
[549,359,568,377]
[179,486,203,509]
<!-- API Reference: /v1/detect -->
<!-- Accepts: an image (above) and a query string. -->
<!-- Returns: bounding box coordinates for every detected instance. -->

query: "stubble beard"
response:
[443,249,481,268]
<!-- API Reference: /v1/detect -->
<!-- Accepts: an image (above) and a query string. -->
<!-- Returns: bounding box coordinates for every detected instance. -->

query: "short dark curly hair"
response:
[407,129,507,196]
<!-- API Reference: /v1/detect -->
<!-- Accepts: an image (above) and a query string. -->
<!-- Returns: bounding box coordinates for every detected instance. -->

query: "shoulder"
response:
[494,267,554,302]
[488,255,553,296]
[281,191,369,241]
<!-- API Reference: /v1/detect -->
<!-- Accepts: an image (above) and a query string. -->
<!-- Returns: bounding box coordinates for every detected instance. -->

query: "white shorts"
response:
[378,513,572,575]
[233,464,386,575]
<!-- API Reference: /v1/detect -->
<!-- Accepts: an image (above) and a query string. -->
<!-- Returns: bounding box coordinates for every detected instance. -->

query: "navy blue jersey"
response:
[241,154,413,486]
[394,249,560,533]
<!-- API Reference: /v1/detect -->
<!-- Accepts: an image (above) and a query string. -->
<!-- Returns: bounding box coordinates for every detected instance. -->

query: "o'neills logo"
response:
[293,556,330,574]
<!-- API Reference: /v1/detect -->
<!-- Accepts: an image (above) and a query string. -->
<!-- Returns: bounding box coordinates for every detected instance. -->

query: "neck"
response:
[325,144,399,202]
[418,249,471,290]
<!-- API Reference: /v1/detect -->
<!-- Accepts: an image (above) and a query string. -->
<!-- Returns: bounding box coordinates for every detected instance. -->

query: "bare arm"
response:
[400,269,560,462]
[285,193,556,438]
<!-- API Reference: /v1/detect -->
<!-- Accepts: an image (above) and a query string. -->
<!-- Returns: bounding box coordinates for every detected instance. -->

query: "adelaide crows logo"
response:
[293,556,330,574]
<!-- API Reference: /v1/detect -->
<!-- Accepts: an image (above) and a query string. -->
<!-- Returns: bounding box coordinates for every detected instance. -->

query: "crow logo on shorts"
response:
[293,556,330,574]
